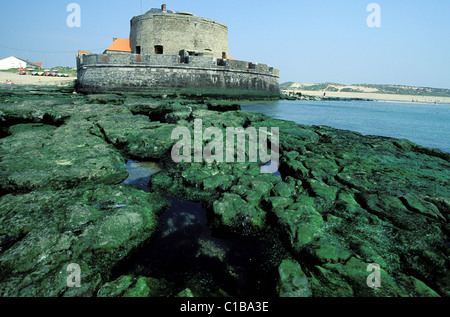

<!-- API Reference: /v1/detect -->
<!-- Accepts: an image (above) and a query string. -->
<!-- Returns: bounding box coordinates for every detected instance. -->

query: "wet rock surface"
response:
[0,120,128,194]
[0,86,449,297]
[0,185,168,296]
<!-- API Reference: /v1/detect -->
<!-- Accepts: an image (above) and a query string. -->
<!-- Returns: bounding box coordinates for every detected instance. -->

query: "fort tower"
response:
[76,4,279,98]
[130,5,229,59]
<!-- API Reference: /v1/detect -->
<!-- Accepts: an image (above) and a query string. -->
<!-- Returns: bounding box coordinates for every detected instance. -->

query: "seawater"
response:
[241,100,450,153]
[119,160,162,191]
[115,160,280,297]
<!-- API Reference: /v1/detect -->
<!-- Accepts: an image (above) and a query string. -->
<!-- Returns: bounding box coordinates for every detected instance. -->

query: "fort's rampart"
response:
[76,54,280,98]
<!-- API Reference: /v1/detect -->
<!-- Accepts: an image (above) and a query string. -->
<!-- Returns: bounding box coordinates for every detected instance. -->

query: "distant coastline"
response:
[281,82,450,104]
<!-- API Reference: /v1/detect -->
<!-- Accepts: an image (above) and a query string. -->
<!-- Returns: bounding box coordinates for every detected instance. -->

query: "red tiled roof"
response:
[106,38,132,53]
[77,50,92,57]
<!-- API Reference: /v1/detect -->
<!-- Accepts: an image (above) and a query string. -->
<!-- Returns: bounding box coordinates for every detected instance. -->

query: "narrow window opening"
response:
[136,46,141,55]
[155,45,164,55]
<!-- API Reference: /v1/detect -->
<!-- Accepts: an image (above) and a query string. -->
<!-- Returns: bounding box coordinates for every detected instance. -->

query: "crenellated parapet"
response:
[76,53,280,97]
[78,54,279,76]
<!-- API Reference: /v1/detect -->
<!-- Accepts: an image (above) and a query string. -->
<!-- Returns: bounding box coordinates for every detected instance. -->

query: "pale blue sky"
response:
[1,0,449,88]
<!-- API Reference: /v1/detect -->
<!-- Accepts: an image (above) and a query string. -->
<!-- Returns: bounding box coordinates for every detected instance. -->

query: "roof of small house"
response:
[1,56,42,68]
[105,38,132,53]
[77,50,92,57]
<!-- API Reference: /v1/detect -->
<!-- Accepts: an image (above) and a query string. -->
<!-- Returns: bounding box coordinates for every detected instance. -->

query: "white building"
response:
[0,56,41,70]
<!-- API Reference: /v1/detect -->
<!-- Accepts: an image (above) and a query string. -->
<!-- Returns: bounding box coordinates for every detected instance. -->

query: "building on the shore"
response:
[77,50,92,58]
[76,4,280,98]
[0,56,42,70]
[103,38,132,54]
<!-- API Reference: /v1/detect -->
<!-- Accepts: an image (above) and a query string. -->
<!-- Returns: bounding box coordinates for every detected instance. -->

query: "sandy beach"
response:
[283,83,450,104]
[297,90,450,104]
[0,71,75,86]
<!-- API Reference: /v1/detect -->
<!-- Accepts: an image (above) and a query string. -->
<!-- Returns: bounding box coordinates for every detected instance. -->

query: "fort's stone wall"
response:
[130,13,229,59]
[76,6,279,97]
[76,54,280,98]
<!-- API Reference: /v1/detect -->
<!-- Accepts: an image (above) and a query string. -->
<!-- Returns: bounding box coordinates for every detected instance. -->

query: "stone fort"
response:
[76,4,280,98]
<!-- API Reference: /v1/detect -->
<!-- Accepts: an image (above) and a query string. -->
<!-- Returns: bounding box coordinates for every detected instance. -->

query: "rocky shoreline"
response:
[0,85,449,297]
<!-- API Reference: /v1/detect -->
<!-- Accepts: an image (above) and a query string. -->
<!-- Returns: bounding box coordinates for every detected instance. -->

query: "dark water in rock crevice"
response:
[115,160,280,297]
[119,160,163,191]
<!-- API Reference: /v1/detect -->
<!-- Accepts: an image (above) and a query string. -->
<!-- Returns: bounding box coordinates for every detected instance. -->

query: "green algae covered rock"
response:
[84,94,125,105]
[1,89,449,297]
[307,235,352,264]
[309,265,354,297]
[272,181,296,198]
[272,196,324,252]
[97,275,134,297]
[277,259,311,297]
[213,193,266,236]
[97,275,169,297]
[90,112,179,160]
[0,185,170,297]
[143,101,449,297]
[176,288,195,298]
[0,120,128,194]
[305,178,338,202]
